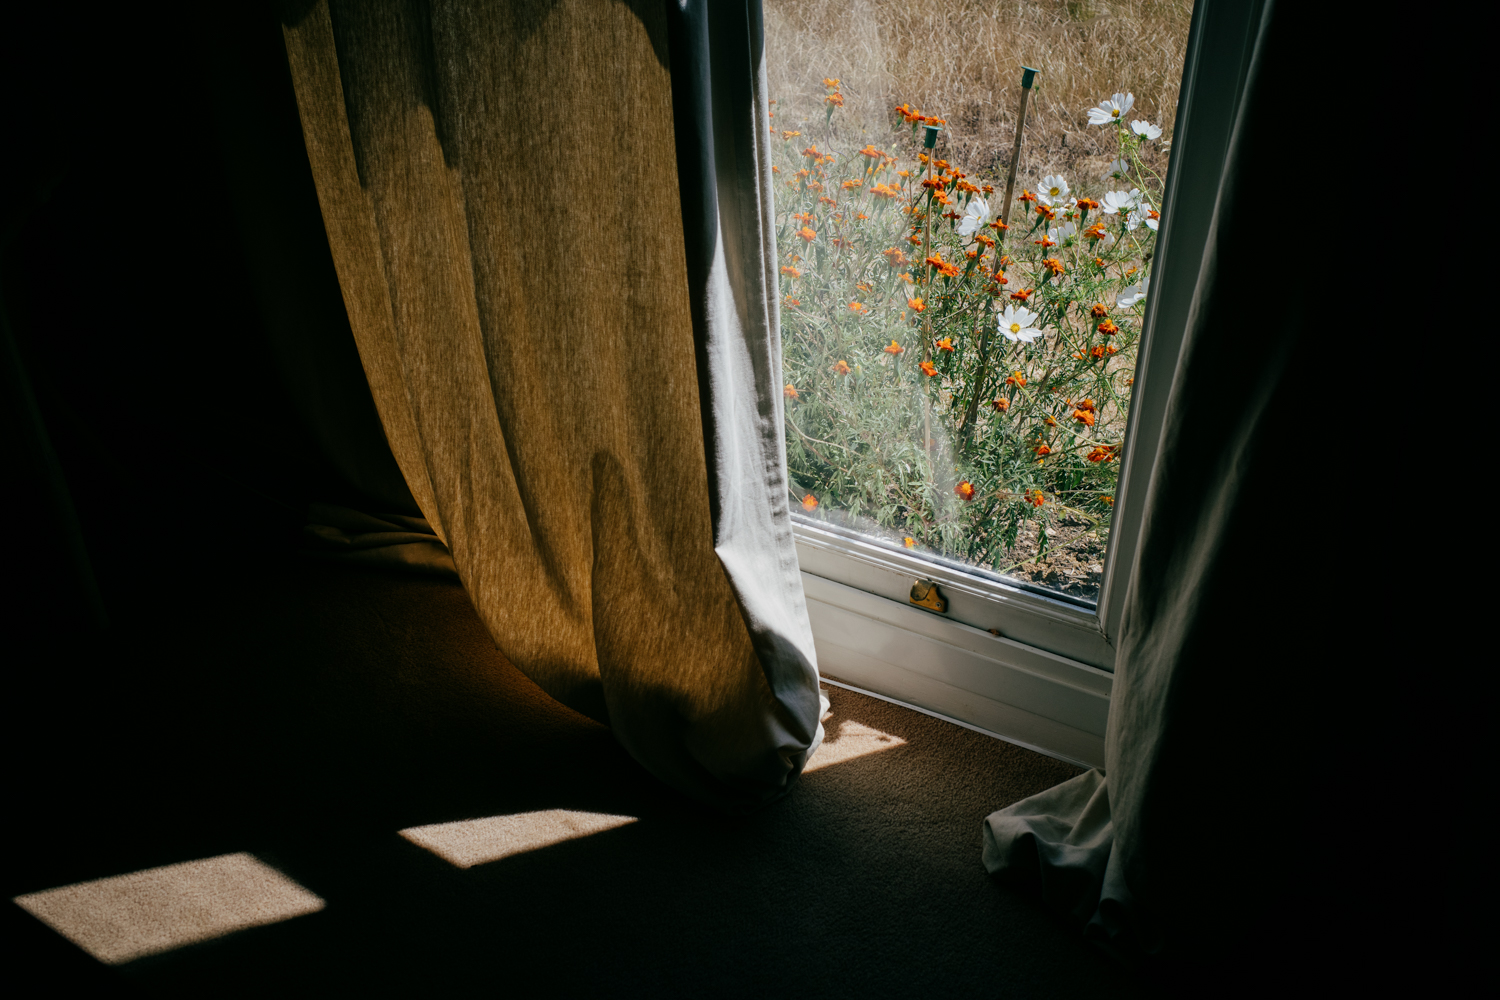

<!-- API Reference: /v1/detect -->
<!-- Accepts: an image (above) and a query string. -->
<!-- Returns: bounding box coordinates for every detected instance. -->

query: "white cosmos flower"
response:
[956,196,990,236]
[1087,92,1135,126]
[1130,120,1162,140]
[1038,174,1071,207]
[1047,221,1077,245]
[1103,157,1129,179]
[1101,188,1141,215]
[1117,278,1150,308]
[997,304,1045,343]
[1127,199,1158,232]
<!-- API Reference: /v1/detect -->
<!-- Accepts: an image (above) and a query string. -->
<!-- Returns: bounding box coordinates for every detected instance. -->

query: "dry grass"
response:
[765,0,1194,188]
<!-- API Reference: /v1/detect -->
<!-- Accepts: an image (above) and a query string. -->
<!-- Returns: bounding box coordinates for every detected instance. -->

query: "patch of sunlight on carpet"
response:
[399,810,638,869]
[13,853,325,965]
[804,717,907,773]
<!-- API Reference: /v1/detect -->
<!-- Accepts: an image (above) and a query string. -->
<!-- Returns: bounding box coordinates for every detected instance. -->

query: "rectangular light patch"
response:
[13,853,325,965]
[400,810,638,869]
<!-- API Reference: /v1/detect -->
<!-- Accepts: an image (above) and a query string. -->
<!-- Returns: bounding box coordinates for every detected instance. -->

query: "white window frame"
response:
[795,0,1264,768]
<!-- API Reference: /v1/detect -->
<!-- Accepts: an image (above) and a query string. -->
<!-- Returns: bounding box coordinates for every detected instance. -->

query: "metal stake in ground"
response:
[921,122,940,457]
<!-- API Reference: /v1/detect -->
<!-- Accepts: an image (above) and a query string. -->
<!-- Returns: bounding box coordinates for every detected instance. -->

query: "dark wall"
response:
[1,3,411,637]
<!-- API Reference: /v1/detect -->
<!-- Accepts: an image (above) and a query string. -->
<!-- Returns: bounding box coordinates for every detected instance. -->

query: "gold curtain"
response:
[281,0,815,810]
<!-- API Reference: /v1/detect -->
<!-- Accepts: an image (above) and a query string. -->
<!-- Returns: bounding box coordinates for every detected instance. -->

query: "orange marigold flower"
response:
[904,537,916,548]
[780,130,802,140]
[989,219,1009,232]
[783,297,800,307]
[823,77,841,88]
[1072,408,1095,427]
[859,144,884,158]
[1084,222,1107,241]
[919,360,938,377]
[841,179,863,190]
[1094,256,1107,268]
[992,397,1010,412]
[883,247,909,266]
[1009,288,1034,302]
[907,297,925,312]
[935,337,954,352]
[983,184,994,194]
[849,301,870,315]
[1090,303,1109,318]
[797,226,816,243]
[1036,204,1056,221]
[1076,197,1100,211]
[772,165,780,174]
[1034,236,1057,248]
[1106,344,1120,355]
[825,93,845,107]
[883,340,904,355]
[1025,490,1045,507]
[801,145,820,158]
[966,250,978,260]
[1005,371,1027,387]
[819,195,837,206]
[907,234,922,245]
[780,265,801,278]
[1043,415,1058,427]
[802,494,819,511]
[1098,319,1120,335]
[1042,257,1065,276]
[975,234,996,248]
[1089,345,1109,359]
[784,383,799,399]
[856,281,873,293]
[955,481,975,501]
[806,181,823,192]
[832,359,852,375]
[1086,446,1110,463]
[898,272,913,283]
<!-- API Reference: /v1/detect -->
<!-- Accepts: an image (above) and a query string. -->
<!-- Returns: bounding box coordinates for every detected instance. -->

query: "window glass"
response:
[768,1,1194,603]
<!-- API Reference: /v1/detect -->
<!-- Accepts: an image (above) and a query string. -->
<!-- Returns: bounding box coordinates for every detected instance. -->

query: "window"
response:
[767,0,1263,764]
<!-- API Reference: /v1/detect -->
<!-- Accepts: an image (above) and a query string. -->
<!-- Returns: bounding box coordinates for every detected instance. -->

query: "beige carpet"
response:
[7,558,1144,997]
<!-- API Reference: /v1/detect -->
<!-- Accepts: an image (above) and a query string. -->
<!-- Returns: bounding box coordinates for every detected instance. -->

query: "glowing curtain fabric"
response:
[280,0,820,811]
[983,0,1319,970]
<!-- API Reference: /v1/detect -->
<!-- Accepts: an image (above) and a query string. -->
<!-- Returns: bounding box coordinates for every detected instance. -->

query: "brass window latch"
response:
[909,579,947,613]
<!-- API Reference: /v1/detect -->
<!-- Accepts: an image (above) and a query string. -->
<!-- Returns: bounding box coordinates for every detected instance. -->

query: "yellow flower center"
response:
[1112,108,1122,118]
[1010,323,1022,334]
[1050,187,1061,197]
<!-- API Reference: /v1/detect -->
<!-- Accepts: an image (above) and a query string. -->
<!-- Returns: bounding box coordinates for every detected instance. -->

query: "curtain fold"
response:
[984,0,1319,971]
[279,0,820,811]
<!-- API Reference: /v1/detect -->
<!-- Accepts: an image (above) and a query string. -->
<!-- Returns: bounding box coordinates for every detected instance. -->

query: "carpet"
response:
[6,557,1142,997]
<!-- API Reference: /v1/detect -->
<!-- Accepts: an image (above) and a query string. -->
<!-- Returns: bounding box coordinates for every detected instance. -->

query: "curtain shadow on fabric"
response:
[983,0,1326,977]
[278,0,820,812]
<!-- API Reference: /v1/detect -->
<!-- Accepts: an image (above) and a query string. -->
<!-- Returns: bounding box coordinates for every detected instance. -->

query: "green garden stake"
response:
[1000,67,1039,235]
[961,66,1039,438]
[923,124,941,149]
